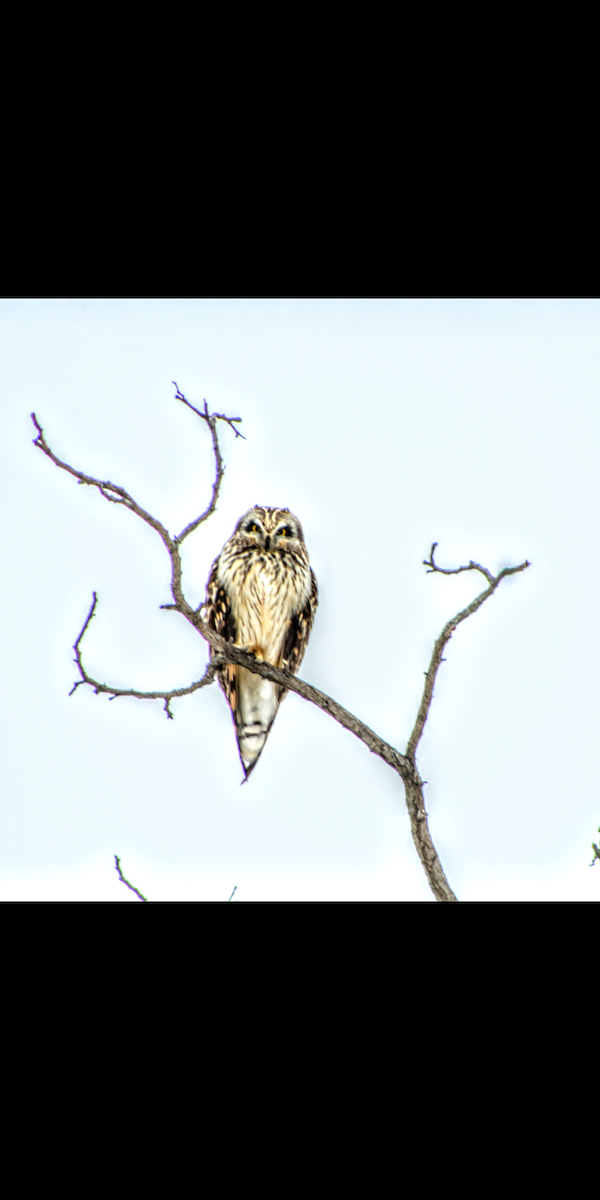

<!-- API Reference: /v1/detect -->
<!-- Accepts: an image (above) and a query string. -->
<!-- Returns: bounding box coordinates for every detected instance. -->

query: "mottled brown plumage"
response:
[201,506,318,778]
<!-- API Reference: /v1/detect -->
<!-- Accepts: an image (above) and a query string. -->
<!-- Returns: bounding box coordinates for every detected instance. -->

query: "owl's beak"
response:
[264,535,271,551]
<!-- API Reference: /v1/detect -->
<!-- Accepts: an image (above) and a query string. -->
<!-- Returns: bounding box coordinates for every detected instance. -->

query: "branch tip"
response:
[114,855,148,902]
[173,382,246,442]
[407,543,530,765]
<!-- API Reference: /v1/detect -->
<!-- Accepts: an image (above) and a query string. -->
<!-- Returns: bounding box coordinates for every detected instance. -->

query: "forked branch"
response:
[172,383,244,543]
[33,394,530,903]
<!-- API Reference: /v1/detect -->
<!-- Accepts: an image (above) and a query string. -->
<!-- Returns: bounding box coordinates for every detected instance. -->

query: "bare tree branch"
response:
[172,383,243,544]
[32,385,241,636]
[114,855,148,901]
[173,382,245,439]
[34,396,530,904]
[406,543,531,760]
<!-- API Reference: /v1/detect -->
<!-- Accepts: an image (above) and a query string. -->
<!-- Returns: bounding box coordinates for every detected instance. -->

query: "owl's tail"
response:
[235,669,280,781]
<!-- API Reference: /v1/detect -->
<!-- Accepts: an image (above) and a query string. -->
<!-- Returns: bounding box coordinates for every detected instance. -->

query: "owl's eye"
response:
[278,526,292,538]
[246,522,260,534]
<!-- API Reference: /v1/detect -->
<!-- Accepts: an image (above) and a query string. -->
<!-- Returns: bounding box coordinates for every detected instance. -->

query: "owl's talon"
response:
[241,644,263,661]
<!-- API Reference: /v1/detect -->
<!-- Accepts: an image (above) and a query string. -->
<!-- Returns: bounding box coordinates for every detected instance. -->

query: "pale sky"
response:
[2,298,599,900]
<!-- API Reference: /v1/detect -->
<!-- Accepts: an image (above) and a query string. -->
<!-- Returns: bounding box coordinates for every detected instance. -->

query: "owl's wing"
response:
[279,568,319,699]
[201,558,238,715]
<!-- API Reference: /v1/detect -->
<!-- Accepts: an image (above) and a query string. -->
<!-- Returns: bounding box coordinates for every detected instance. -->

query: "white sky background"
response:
[2,298,599,901]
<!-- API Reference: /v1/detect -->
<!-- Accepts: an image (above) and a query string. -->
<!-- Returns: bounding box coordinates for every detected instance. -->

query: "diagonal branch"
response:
[187,609,457,901]
[194,614,411,776]
[406,543,531,760]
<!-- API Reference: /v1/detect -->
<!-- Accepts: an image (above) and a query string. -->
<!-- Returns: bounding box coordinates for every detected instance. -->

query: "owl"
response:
[201,506,318,779]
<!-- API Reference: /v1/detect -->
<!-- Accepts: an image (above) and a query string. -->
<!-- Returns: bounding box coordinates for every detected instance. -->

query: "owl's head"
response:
[234,506,305,552]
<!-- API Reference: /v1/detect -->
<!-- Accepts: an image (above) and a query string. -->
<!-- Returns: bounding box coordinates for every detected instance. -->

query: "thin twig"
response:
[228,886,237,902]
[114,855,148,901]
[423,541,496,585]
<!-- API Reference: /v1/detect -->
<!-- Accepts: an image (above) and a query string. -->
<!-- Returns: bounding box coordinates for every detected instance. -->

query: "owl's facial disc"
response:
[240,511,299,551]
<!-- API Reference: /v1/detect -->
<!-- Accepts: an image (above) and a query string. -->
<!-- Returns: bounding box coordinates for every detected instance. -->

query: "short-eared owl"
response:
[201,506,318,779]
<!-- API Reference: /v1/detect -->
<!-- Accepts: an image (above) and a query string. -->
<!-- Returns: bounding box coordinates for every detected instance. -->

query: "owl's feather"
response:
[202,565,238,715]
[201,506,318,779]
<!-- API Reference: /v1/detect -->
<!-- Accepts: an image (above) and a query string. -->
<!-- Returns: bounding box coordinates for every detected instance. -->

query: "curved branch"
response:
[406,544,531,760]
[71,593,227,718]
